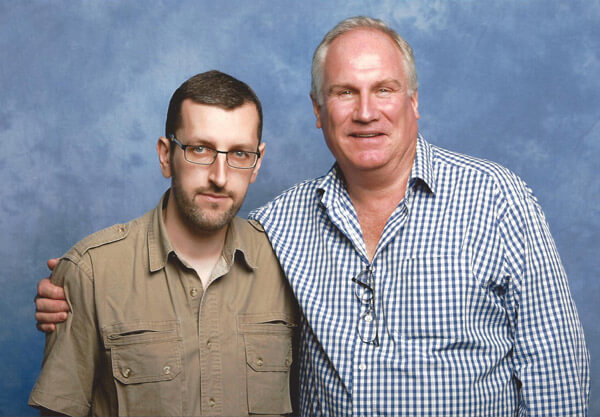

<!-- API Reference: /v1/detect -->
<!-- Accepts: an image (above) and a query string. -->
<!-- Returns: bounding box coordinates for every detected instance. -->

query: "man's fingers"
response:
[46,258,59,271]
[35,296,70,314]
[36,322,56,334]
[35,311,68,325]
[37,278,66,300]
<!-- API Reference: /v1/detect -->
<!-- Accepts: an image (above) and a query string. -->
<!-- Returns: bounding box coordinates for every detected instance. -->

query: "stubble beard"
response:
[171,173,241,233]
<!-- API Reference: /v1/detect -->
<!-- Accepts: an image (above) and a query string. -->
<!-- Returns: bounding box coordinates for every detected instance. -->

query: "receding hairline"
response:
[311,17,418,105]
[321,29,413,98]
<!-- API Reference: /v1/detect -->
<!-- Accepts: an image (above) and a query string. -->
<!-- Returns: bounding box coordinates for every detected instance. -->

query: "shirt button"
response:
[256,357,264,367]
[206,340,212,350]
[209,398,216,408]
[163,365,171,375]
[190,287,198,297]
[364,313,373,323]
[122,367,132,378]
[358,363,367,371]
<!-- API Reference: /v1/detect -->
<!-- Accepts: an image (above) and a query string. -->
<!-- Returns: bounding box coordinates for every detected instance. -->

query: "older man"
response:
[36,17,589,416]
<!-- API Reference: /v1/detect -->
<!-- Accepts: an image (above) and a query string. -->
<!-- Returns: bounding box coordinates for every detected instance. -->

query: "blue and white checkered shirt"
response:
[250,135,589,416]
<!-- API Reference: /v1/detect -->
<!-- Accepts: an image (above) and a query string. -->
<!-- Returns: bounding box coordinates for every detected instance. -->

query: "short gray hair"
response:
[310,16,418,105]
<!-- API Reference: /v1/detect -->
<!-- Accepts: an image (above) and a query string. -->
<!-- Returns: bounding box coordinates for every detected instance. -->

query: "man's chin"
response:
[187,206,240,232]
[194,217,233,232]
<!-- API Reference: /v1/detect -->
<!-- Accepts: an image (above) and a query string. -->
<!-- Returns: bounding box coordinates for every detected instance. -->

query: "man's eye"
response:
[191,146,208,154]
[232,151,251,159]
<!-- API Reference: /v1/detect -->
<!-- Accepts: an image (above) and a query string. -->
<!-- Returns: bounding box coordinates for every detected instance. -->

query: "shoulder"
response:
[50,220,133,288]
[233,216,285,266]
[233,216,273,250]
[249,175,326,220]
[61,210,152,266]
[431,143,532,202]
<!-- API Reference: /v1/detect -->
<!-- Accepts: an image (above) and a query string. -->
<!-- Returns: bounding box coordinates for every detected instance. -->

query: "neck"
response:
[340,141,416,261]
[163,192,227,285]
[343,139,416,208]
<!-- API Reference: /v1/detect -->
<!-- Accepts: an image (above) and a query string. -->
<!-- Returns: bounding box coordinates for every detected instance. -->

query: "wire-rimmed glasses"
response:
[352,267,379,346]
[169,135,261,169]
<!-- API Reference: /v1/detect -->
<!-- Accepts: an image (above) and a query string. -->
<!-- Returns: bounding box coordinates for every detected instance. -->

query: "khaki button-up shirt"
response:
[29,192,298,416]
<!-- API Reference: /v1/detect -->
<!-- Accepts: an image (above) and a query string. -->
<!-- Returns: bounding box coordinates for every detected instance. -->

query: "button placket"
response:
[198,279,223,415]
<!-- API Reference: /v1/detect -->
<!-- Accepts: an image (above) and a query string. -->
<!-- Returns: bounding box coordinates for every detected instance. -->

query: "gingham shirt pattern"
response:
[250,135,589,416]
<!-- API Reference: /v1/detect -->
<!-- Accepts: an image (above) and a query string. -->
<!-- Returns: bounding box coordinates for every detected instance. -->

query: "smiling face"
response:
[158,99,264,232]
[312,28,420,179]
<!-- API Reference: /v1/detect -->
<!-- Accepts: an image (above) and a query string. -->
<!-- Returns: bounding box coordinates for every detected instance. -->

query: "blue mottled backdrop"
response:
[1,1,598,415]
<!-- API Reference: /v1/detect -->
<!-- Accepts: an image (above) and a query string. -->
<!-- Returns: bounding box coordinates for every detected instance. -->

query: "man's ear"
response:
[410,90,420,120]
[310,94,323,129]
[249,142,266,184]
[157,136,172,179]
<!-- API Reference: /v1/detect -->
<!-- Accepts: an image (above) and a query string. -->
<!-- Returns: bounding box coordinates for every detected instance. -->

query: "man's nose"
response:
[354,93,379,123]
[208,153,228,188]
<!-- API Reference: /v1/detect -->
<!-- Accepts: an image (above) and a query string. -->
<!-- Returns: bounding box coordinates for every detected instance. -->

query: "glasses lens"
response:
[227,151,258,169]
[357,309,378,343]
[354,270,373,303]
[354,268,378,345]
[185,146,217,165]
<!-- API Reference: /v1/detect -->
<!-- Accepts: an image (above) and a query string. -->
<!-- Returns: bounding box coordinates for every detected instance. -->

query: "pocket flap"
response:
[244,332,293,372]
[102,320,180,347]
[102,320,183,385]
[112,339,183,384]
[238,312,296,334]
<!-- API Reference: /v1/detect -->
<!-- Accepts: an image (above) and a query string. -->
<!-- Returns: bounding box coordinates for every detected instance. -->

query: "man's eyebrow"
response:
[181,137,213,146]
[327,84,355,94]
[374,78,403,88]
[327,79,404,94]
[185,137,258,151]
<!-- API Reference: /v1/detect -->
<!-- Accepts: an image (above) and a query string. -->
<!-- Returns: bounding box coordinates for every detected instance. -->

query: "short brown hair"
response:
[165,70,263,141]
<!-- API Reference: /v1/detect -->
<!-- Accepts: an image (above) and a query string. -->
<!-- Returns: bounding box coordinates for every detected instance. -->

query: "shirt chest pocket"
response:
[383,254,475,341]
[238,313,295,415]
[102,320,184,416]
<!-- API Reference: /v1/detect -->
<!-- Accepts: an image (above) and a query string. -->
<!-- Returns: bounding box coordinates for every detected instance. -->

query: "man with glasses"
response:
[35,16,589,416]
[29,70,297,416]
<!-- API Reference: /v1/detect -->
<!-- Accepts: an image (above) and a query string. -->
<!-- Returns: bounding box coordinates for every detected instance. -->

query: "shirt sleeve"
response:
[29,255,99,416]
[500,185,590,416]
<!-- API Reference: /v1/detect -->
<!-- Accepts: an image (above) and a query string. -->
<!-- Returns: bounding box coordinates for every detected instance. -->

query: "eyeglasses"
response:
[169,135,261,169]
[352,267,379,346]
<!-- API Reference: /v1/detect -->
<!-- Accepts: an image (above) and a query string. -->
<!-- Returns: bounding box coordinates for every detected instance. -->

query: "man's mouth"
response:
[200,193,229,200]
[350,132,383,138]
[196,190,232,204]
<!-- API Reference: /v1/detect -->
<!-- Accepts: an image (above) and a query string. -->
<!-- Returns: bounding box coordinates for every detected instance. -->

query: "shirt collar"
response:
[148,191,174,272]
[222,217,257,271]
[316,133,436,205]
[148,190,255,273]
[411,134,436,195]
